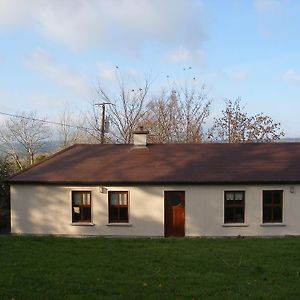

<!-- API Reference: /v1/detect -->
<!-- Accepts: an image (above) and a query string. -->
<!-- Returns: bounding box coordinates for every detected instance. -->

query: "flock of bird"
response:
[114,65,197,92]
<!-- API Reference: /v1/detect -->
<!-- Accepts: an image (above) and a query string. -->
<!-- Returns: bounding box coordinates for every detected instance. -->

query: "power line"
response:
[0,111,92,132]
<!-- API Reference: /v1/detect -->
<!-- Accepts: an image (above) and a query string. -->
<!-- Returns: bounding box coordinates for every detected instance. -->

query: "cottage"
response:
[8,129,300,237]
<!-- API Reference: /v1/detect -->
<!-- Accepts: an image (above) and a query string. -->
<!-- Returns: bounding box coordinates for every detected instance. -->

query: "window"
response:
[72,191,92,223]
[263,190,283,223]
[108,191,129,223]
[224,191,245,223]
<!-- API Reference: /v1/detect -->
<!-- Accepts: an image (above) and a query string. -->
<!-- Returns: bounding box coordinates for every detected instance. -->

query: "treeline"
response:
[0,83,285,171]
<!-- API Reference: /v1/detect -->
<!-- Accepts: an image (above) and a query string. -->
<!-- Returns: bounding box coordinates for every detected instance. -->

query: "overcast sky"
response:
[0,0,300,137]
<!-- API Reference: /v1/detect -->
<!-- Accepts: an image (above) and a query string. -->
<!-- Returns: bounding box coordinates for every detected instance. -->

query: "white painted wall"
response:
[185,185,299,237]
[10,184,300,236]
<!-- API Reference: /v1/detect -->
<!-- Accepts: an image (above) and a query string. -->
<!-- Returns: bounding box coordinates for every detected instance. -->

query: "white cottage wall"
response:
[10,185,165,236]
[185,185,299,236]
[10,184,300,237]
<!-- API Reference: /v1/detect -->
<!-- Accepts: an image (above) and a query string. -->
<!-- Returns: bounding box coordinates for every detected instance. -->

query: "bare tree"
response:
[143,90,180,143]
[0,112,51,170]
[90,71,211,144]
[207,98,284,143]
[143,84,211,143]
[57,106,88,149]
[92,74,152,143]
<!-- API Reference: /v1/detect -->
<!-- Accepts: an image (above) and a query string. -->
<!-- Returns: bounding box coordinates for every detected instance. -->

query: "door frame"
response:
[164,190,185,237]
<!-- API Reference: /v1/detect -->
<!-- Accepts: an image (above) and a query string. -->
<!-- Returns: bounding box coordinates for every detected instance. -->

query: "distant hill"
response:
[279,137,300,143]
[39,140,60,153]
[0,140,60,158]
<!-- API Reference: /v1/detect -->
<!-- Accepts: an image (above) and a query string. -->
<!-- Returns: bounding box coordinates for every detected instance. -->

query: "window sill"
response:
[106,223,132,227]
[260,223,286,227]
[222,223,249,227]
[71,223,95,226]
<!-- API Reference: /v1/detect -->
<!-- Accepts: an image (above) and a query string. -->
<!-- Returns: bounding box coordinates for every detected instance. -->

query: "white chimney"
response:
[133,126,149,147]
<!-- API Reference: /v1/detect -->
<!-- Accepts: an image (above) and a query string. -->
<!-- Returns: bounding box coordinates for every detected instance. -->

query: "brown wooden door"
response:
[164,191,185,237]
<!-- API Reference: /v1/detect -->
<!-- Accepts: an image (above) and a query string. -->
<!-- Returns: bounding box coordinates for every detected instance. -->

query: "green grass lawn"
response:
[1,236,300,299]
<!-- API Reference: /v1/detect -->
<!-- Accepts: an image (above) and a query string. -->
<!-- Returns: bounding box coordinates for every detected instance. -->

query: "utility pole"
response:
[95,102,111,144]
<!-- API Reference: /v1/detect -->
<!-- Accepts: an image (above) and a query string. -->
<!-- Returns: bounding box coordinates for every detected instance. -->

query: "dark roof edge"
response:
[8,180,300,186]
[6,144,79,182]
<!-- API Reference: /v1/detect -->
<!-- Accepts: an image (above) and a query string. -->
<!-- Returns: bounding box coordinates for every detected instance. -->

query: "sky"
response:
[0,0,300,137]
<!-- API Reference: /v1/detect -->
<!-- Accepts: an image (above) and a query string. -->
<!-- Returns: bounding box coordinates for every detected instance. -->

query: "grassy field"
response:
[1,236,300,299]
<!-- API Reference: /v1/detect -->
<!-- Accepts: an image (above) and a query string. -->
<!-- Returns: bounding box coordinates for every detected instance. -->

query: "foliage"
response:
[208,98,285,143]
[1,236,300,299]
[0,158,14,229]
[34,154,48,163]
[143,84,211,143]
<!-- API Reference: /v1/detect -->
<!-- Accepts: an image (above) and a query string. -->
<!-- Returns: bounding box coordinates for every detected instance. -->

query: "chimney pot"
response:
[133,126,149,146]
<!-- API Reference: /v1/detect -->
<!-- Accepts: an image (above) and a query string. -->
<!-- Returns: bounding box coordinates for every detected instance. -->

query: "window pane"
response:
[119,207,128,222]
[273,207,282,222]
[82,193,91,205]
[263,191,272,205]
[225,207,234,223]
[120,193,128,205]
[263,207,272,223]
[110,194,118,205]
[273,191,282,204]
[73,193,82,205]
[235,192,244,201]
[235,207,244,223]
[82,207,91,222]
[226,193,234,201]
[109,207,118,222]
[169,196,181,206]
[72,207,81,222]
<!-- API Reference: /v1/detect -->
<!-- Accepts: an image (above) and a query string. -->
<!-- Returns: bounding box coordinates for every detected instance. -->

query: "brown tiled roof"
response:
[7,143,300,184]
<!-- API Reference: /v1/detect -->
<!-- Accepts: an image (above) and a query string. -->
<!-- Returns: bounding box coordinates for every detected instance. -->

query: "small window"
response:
[224,191,245,223]
[72,191,91,223]
[263,190,283,223]
[108,191,129,223]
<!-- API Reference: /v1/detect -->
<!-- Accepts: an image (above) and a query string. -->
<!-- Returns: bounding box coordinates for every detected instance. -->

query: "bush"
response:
[0,158,14,230]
